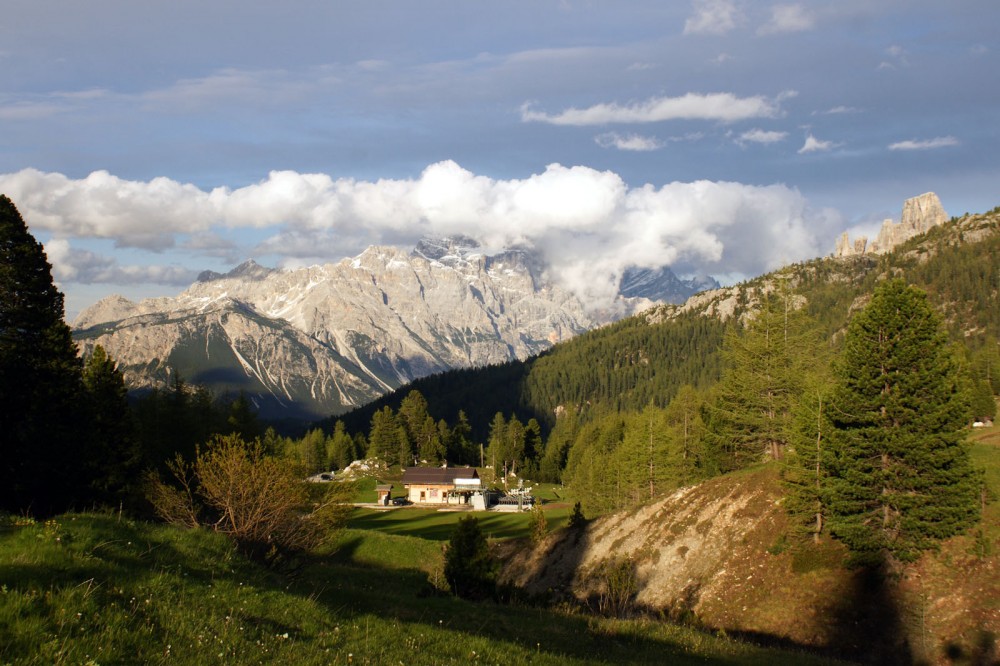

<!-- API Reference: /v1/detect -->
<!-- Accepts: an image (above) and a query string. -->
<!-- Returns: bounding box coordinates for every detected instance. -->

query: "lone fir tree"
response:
[0,195,86,513]
[826,279,979,563]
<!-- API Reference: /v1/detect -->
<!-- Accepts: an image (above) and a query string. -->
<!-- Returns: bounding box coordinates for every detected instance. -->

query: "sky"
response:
[1,1,998,320]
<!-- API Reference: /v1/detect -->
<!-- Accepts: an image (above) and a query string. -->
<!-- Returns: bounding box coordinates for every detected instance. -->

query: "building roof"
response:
[401,466,479,486]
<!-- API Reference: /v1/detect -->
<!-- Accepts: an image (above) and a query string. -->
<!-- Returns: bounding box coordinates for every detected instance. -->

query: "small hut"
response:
[375,483,394,506]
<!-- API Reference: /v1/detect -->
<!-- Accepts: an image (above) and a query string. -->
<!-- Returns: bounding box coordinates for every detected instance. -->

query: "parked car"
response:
[391,497,411,506]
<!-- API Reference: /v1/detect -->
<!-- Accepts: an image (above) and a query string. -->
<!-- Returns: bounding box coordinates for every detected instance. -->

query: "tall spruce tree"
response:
[0,196,87,513]
[826,279,979,563]
[708,288,819,470]
[81,344,142,507]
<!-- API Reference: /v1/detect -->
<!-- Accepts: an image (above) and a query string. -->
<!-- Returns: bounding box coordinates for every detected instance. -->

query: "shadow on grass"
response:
[348,507,535,541]
[0,513,839,665]
[302,522,839,666]
[825,557,912,665]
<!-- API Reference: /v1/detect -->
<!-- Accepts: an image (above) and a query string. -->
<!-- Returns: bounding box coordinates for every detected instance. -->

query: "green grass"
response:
[969,421,1000,545]
[348,507,537,541]
[0,513,845,665]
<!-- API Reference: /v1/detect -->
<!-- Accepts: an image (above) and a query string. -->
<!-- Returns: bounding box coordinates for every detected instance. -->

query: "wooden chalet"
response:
[401,466,481,505]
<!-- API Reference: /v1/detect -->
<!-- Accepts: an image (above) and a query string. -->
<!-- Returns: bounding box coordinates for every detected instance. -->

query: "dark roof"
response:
[401,466,479,485]
[375,484,393,491]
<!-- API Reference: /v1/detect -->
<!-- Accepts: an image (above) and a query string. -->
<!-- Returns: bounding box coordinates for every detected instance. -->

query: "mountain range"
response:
[73,237,717,420]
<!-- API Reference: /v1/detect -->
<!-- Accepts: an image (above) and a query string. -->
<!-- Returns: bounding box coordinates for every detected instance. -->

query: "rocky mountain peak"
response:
[412,235,482,263]
[198,259,275,283]
[833,192,948,258]
[620,266,721,304]
[72,235,720,421]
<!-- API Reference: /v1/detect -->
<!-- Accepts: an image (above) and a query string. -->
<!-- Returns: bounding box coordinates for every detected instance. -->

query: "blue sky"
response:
[1,1,997,319]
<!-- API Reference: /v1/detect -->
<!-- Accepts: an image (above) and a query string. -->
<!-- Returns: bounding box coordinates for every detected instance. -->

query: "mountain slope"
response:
[74,239,704,420]
[338,207,1000,438]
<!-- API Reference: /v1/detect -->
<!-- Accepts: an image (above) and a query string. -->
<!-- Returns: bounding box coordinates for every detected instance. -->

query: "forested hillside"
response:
[328,208,999,513]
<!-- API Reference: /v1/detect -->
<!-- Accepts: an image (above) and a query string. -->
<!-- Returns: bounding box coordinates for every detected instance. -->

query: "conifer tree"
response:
[663,385,710,479]
[0,196,87,513]
[444,516,498,600]
[327,420,358,470]
[81,344,142,506]
[708,288,819,469]
[416,414,444,462]
[445,410,474,464]
[783,377,834,543]
[538,410,576,483]
[826,279,980,563]
[226,391,263,442]
[367,406,401,465]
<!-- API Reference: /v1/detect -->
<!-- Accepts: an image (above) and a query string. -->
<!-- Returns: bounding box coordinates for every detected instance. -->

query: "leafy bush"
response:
[146,434,352,564]
[588,555,638,618]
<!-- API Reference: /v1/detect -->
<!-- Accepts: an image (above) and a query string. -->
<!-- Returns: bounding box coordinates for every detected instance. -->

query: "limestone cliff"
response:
[834,192,948,257]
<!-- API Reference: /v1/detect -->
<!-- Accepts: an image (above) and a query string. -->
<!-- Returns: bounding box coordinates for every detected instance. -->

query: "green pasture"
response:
[0,513,843,665]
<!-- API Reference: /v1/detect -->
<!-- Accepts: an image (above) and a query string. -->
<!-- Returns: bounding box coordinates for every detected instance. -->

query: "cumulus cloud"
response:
[798,133,836,153]
[684,0,743,35]
[888,136,959,151]
[737,128,788,145]
[757,4,815,35]
[520,91,790,126]
[44,238,197,285]
[4,162,833,309]
[595,132,664,151]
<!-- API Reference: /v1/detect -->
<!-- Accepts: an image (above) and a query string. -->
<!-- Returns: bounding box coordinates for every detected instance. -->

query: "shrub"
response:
[529,504,548,544]
[589,554,638,617]
[146,434,352,564]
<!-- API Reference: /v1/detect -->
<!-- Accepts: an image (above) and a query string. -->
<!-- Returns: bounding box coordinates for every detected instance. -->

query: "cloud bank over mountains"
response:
[0,162,838,310]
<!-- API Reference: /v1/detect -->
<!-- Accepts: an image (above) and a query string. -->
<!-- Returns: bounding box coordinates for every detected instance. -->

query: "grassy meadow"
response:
[0,511,845,665]
[5,429,995,664]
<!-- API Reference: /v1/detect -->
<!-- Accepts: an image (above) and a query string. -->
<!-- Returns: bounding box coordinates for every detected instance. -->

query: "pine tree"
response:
[826,279,980,563]
[367,406,401,464]
[81,345,142,507]
[0,196,87,513]
[783,376,834,543]
[663,385,710,481]
[444,516,498,600]
[226,391,263,442]
[708,288,820,469]
[327,421,358,470]
[445,411,474,465]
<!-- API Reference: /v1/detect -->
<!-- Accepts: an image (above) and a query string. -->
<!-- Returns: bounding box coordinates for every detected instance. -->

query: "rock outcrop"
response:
[834,192,948,257]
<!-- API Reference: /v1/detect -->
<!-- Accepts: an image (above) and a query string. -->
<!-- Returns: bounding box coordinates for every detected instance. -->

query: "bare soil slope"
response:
[499,461,1000,663]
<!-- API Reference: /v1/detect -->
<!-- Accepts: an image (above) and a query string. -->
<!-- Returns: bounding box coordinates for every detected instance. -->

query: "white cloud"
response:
[757,4,815,35]
[595,132,664,151]
[684,0,744,35]
[520,91,789,126]
[798,134,836,153]
[738,128,788,145]
[818,105,860,115]
[5,162,832,310]
[888,136,959,151]
[44,238,197,285]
